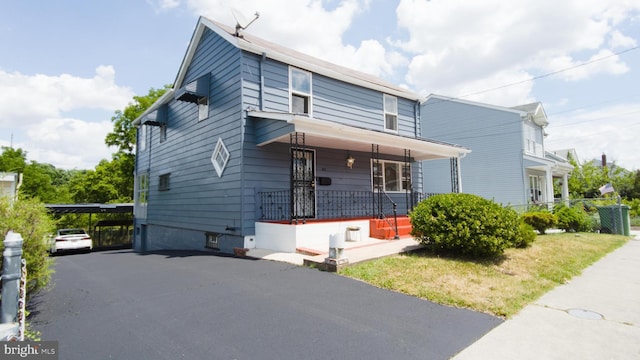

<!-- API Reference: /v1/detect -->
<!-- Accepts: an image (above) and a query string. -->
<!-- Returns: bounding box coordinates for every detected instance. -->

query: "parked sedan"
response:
[49,229,93,254]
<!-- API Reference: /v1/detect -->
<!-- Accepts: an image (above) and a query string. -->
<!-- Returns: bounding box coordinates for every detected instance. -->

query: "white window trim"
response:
[383,94,398,133]
[211,137,230,177]
[289,67,312,116]
[371,159,411,193]
[198,96,209,121]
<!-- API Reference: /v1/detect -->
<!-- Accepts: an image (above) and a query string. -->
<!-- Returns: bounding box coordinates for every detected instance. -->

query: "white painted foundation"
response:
[254,220,371,253]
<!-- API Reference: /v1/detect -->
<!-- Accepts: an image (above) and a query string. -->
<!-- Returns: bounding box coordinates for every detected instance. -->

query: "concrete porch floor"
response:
[246,235,423,267]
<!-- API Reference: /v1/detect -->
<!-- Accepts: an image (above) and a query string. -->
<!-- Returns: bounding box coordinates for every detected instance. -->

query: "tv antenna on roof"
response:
[231,8,260,37]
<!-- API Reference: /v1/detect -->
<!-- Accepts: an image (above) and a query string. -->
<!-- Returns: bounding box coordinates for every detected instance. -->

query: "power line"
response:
[458,46,640,99]
[423,45,640,107]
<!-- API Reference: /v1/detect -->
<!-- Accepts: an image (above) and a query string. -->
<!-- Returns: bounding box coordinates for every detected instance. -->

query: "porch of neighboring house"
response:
[248,112,468,254]
[524,155,572,209]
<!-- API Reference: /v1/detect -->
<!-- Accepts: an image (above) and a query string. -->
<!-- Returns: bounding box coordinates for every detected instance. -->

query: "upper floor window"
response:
[524,123,543,156]
[384,94,398,132]
[139,126,148,152]
[372,160,410,192]
[290,67,312,115]
[159,124,167,143]
[198,97,209,121]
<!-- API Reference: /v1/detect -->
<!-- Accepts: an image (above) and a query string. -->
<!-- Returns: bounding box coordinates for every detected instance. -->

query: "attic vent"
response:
[176,73,210,103]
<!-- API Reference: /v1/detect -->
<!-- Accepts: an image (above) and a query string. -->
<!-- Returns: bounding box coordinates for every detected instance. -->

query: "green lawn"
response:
[339,233,628,317]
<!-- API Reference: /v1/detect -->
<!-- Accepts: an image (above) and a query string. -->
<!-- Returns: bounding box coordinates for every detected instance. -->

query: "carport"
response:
[45,204,134,249]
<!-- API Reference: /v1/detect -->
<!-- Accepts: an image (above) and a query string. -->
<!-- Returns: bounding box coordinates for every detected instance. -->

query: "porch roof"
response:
[248,110,470,160]
[524,154,573,176]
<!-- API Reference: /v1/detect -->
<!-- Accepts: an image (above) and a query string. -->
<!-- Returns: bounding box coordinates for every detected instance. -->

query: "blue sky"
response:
[1,0,639,170]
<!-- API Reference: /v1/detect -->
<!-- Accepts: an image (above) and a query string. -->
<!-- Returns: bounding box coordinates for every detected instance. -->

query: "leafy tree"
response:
[105,86,170,156]
[0,147,27,173]
[0,197,54,296]
[568,160,609,198]
[104,86,170,201]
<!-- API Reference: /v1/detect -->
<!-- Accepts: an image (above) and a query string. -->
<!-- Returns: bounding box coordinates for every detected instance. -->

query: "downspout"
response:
[259,52,266,111]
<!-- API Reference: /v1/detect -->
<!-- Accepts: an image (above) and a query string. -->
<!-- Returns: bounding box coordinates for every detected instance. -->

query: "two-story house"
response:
[420,95,572,208]
[132,17,469,254]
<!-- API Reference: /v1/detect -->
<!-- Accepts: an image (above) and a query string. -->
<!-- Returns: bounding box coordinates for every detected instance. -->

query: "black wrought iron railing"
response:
[317,191,371,219]
[258,190,290,221]
[374,190,399,239]
[258,189,445,225]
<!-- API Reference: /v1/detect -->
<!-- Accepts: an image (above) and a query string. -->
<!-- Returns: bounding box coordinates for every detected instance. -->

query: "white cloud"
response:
[394,0,639,104]
[545,103,640,170]
[180,0,395,75]
[23,118,115,170]
[0,66,134,169]
[0,66,134,127]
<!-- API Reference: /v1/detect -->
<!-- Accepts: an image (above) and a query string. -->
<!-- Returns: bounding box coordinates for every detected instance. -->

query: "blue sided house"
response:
[421,95,573,208]
[132,17,470,254]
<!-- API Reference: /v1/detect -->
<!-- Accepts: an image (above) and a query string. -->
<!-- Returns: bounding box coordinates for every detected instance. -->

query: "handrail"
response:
[376,190,399,239]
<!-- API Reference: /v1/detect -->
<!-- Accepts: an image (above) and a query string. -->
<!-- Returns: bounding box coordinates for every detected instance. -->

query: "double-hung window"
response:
[290,67,312,115]
[372,160,410,192]
[384,94,398,132]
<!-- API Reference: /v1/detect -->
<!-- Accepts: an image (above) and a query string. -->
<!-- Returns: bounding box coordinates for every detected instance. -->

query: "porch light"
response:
[346,154,355,169]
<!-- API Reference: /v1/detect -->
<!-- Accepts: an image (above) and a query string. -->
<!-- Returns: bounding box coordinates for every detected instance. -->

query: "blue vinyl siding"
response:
[137,21,431,252]
[421,97,527,205]
[141,28,245,250]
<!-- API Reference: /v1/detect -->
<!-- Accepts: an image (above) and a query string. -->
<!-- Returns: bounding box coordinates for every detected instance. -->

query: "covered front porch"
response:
[248,110,469,253]
[524,153,573,208]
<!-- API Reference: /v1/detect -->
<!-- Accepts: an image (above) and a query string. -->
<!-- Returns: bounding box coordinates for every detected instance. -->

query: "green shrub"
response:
[554,204,594,232]
[0,197,55,297]
[410,193,521,258]
[514,221,537,248]
[521,211,557,235]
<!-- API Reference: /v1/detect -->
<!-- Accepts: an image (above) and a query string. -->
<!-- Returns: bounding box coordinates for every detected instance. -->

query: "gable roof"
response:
[135,16,421,126]
[423,94,550,127]
[423,94,529,116]
[176,16,419,100]
[511,102,549,127]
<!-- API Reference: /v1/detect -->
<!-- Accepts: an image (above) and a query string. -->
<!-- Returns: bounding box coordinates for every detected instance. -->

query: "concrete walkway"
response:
[247,236,422,267]
[453,231,640,359]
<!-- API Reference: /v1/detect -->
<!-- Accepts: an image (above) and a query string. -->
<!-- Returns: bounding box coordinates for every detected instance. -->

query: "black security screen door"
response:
[292,149,315,218]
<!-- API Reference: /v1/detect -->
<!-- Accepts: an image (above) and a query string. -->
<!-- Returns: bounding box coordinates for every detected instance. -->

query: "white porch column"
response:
[561,173,569,205]
[545,166,554,208]
[457,157,463,193]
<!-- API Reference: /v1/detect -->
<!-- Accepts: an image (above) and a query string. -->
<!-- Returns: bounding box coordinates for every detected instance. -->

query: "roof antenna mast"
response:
[231,9,260,37]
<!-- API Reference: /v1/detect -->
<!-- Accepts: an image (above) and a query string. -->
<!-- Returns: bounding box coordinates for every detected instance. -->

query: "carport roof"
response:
[45,203,134,214]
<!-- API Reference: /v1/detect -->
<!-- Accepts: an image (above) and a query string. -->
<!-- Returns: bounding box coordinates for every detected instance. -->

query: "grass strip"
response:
[339,233,628,317]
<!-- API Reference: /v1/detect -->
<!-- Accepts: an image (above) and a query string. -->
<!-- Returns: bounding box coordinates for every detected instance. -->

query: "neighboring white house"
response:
[421,95,572,207]
[0,172,20,203]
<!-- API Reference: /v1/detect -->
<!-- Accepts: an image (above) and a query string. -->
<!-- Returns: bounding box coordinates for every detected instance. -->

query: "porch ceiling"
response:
[248,110,470,160]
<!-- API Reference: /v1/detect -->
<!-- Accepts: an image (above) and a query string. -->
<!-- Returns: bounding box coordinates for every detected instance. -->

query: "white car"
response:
[50,229,93,254]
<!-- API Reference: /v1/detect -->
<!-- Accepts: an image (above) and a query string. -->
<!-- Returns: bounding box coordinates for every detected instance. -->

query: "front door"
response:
[292,149,315,218]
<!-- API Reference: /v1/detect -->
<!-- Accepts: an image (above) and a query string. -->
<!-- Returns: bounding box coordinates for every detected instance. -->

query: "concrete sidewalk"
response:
[453,231,640,360]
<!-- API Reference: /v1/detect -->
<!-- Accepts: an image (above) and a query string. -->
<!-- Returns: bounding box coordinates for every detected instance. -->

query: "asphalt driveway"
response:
[30,250,502,359]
